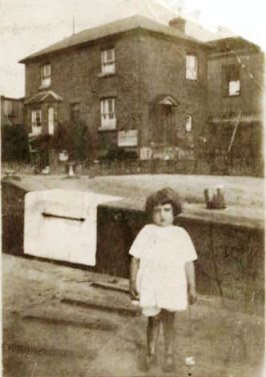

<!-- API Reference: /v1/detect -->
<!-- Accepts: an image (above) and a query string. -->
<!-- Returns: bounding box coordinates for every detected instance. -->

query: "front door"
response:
[48,107,54,135]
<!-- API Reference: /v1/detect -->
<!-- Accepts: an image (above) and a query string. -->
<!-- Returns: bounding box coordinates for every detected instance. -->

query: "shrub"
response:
[2,124,29,162]
[52,121,93,161]
[104,147,138,161]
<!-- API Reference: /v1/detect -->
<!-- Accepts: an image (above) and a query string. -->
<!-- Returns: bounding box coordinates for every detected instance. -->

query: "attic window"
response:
[41,64,51,88]
[101,49,115,75]
[223,64,240,96]
[186,55,198,80]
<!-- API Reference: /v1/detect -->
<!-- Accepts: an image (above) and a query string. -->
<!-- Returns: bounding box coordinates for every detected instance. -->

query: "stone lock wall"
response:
[96,204,264,305]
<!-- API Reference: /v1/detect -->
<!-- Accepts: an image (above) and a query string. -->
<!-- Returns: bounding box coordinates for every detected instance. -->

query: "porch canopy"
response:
[158,95,178,107]
[25,90,63,105]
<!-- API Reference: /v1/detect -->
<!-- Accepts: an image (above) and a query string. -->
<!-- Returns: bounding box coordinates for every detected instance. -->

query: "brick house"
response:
[205,37,264,172]
[19,15,264,170]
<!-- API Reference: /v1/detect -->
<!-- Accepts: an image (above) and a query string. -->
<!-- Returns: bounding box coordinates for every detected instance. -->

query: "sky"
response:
[0,0,265,98]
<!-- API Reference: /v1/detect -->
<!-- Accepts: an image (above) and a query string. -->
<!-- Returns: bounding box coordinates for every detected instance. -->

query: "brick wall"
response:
[138,31,208,148]
[25,31,142,155]
[207,51,264,116]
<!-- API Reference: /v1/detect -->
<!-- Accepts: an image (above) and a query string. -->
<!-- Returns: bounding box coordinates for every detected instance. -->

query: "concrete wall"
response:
[2,182,25,256]
[96,204,264,304]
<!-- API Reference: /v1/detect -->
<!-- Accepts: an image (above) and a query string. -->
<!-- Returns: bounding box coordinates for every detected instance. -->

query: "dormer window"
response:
[186,55,198,80]
[41,64,51,88]
[101,49,115,75]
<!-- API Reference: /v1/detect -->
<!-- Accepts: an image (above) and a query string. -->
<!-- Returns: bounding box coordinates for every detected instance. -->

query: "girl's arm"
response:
[185,261,197,304]
[129,256,140,300]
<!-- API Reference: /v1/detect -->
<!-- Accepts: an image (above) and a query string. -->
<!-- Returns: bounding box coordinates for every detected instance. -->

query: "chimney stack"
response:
[169,17,186,33]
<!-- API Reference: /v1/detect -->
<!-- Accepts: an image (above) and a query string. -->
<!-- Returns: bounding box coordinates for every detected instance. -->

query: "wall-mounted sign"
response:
[118,130,137,147]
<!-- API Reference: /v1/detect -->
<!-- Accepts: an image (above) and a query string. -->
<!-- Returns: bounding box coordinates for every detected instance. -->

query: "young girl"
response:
[129,187,197,372]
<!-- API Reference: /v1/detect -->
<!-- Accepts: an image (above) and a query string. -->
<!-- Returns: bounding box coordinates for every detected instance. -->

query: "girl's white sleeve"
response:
[181,228,198,262]
[129,225,149,259]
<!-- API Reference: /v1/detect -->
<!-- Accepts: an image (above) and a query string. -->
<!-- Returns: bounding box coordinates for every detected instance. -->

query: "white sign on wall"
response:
[118,130,137,147]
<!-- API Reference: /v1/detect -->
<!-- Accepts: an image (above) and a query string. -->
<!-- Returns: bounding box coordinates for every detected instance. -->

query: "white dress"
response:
[129,224,197,312]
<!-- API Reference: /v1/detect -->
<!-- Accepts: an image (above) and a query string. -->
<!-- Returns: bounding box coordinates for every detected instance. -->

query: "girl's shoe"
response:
[163,355,175,373]
[142,353,157,371]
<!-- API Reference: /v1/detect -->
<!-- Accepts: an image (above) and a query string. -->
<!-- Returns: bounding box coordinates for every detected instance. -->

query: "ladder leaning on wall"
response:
[227,110,242,153]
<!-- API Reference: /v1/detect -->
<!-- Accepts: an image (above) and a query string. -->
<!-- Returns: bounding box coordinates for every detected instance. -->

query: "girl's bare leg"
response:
[147,314,161,356]
[162,310,176,371]
[162,310,175,355]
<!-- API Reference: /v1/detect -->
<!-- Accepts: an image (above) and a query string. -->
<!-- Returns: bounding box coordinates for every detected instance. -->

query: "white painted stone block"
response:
[24,189,121,266]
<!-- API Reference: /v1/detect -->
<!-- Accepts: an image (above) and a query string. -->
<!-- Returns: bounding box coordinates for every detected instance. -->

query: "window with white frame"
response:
[31,109,42,135]
[186,55,198,80]
[101,49,115,74]
[41,64,51,88]
[100,98,116,129]
[185,115,192,132]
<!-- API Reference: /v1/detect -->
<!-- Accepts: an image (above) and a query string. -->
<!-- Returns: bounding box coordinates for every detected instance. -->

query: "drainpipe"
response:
[228,110,242,153]
[137,29,142,158]
[0,96,3,129]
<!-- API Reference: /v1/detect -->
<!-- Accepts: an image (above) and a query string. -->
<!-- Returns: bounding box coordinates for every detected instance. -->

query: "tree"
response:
[52,120,92,162]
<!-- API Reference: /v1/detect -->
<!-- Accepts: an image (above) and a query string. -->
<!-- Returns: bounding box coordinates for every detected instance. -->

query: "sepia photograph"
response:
[1,0,265,376]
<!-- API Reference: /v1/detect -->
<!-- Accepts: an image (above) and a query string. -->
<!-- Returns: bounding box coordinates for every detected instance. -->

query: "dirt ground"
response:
[3,253,264,377]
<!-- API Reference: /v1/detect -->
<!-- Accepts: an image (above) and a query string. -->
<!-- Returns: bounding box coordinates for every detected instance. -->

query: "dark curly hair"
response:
[145,187,182,220]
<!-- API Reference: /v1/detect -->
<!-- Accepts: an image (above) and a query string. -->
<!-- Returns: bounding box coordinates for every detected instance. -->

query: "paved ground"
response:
[5,174,264,208]
[3,174,264,230]
[3,254,264,377]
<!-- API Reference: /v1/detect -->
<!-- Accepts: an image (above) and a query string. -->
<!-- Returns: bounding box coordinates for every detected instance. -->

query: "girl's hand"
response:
[188,287,197,305]
[129,281,139,301]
